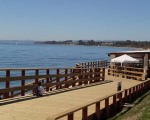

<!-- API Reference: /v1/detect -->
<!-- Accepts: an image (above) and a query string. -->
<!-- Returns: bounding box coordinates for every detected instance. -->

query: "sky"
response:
[0,0,150,41]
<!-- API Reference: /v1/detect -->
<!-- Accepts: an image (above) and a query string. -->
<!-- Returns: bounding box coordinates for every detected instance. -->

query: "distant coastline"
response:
[34,40,150,49]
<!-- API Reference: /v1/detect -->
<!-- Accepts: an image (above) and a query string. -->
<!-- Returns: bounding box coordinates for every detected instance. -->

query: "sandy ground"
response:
[0,73,142,120]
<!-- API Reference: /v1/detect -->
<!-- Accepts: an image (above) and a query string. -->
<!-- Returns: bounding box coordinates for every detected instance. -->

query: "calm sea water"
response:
[0,41,134,68]
[0,41,135,89]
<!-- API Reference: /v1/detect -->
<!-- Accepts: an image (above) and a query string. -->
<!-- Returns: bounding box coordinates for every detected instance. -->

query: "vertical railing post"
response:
[84,69,88,85]
[124,89,128,102]
[133,86,135,99]
[118,92,123,109]
[68,113,74,120]
[4,70,10,98]
[111,94,117,115]
[65,69,69,88]
[141,83,144,94]
[98,61,100,67]
[96,68,100,82]
[82,107,88,120]
[35,69,39,83]
[21,70,25,96]
[46,69,50,92]
[95,102,100,119]
[136,85,138,97]
[90,69,93,83]
[72,74,75,87]
[105,98,109,118]
[50,71,53,91]
[102,68,105,81]
[129,88,132,102]
[56,69,60,89]
[94,68,97,82]
[78,68,82,86]
[87,62,89,68]
[113,94,117,110]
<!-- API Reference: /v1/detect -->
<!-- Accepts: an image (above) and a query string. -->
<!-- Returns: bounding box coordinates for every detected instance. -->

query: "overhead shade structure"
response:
[111,54,139,63]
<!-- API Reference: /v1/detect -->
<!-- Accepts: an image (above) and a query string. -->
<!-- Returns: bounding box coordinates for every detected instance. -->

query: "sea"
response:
[0,41,135,68]
[0,41,135,90]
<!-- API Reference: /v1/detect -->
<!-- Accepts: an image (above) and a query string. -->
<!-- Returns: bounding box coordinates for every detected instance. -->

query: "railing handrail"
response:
[110,65,144,70]
[0,67,104,71]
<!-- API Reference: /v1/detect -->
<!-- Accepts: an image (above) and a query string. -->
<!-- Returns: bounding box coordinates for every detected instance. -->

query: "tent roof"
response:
[111,54,139,63]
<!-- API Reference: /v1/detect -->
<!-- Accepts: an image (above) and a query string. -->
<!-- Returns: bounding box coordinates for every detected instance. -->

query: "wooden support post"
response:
[56,69,60,89]
[50,74,52,91]
[113,95,117,110]
[88,62,90,68]
[90,69,93,83]
[94,68,97,83]
[65,69,69,88]
[129,88,132,102]
[139,84,142,94]
[133,86,135,98]
[68,113,74,120]
[72,76,75,87]
[84,69,88,85]
[35,69,39,83]
[102,68,105,81]
[82,107,88,120]
[96,68,100,82]
[142,83,144,93]
[21,70,25,96]
[4,70,10,98]
[105,98,109,118]
[46,69,49,92]
[98,61,100,67]
[124,89,128,102]
[79,69,82,86]
[118,92,123,109]
[95,102,100,119]
[136,85,139,97]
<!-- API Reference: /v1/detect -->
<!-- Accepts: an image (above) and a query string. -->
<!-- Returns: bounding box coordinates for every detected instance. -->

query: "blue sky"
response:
[0,0,150,41]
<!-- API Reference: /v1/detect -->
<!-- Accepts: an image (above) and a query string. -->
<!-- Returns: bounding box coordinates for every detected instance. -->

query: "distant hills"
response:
[35,40,150,49]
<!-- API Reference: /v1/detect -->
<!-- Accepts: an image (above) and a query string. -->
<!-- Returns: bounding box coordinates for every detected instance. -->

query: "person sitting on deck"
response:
[34,81,45,96]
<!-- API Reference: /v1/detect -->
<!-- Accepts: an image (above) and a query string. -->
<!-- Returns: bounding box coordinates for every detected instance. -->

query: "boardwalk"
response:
[0,75,142,120]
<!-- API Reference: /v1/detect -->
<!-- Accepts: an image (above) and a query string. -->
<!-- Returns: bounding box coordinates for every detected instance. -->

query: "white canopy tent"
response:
[111,54,139,64]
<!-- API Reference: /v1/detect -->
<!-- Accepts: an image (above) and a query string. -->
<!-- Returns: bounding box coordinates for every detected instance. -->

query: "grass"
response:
[109,90,150,120]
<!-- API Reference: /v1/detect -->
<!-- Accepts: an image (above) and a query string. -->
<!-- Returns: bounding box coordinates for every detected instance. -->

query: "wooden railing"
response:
[108,65,144,80]
[76,60,108,68]
[47,80,150,120]
[0,67,105,99]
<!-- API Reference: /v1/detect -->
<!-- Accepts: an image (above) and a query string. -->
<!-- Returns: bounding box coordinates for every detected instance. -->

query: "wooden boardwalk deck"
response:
[0,75,142,120]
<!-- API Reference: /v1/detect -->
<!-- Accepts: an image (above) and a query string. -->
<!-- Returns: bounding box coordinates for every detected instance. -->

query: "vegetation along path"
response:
[109,90,150,120]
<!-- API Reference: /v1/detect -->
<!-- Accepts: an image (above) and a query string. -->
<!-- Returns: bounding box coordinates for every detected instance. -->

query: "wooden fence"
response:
[0,67,105,99]
[47,80,150,120]
[108,65,144,80]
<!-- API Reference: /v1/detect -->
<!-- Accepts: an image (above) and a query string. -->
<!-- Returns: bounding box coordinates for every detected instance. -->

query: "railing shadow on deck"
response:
[0,80,112,106]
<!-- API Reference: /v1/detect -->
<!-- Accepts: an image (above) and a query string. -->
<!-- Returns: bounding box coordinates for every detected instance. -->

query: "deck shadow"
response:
[0,80,113,106]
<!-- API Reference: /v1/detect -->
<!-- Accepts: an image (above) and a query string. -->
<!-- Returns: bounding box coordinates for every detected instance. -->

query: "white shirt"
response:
[38,86,45,95]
